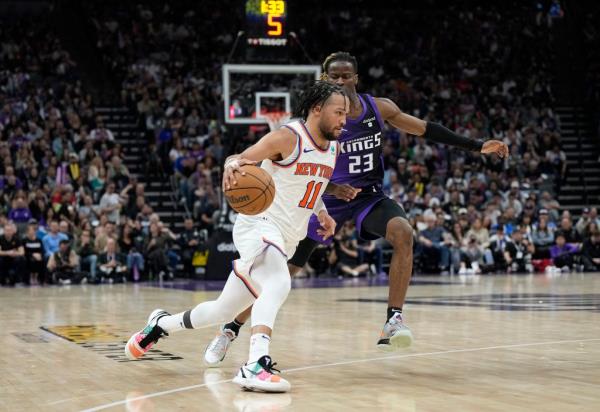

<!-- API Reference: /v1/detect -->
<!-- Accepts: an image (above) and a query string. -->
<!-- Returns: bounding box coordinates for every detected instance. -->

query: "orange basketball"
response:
[224,164,275,215]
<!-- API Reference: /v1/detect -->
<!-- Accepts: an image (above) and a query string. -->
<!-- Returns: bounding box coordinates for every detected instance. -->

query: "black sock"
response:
[387,307,402,321]
[224,319,244,336]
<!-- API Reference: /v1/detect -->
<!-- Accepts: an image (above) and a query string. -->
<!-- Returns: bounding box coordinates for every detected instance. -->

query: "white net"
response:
[264,111,292,131]
[222,64,320,125]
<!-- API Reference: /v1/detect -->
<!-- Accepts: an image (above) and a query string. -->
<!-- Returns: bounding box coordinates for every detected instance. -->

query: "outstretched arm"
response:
[375,97,508,157]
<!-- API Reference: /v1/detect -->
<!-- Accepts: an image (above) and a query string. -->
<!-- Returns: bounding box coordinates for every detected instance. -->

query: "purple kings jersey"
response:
[305,94,401,244]
[328,94,384,190]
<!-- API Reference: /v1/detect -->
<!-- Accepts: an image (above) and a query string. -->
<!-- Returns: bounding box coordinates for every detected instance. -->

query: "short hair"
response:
[322,51,358,74]
[292,81,346,120]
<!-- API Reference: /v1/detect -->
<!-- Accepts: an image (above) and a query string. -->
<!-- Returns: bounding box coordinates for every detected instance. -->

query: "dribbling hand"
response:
[222,157,257,191]
[317,211,336,240]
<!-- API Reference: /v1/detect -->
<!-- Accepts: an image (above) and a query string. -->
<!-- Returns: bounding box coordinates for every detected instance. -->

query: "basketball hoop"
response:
[263,111,291,131]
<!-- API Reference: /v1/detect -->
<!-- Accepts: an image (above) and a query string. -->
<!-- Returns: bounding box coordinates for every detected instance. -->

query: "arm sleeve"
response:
[423,122,484,152]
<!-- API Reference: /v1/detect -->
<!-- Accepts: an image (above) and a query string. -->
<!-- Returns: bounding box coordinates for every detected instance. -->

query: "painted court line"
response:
[80,337,600,412]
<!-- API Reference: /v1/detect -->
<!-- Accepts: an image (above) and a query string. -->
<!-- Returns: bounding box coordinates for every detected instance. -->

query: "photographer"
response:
[23,221,45,285]
[459,234,484,274]
[76,230,98,283]
[581,230,600,271]
[485,225,517,272]
[47,239,83,284]
[143,222,171,279]
[0,221,25,285]
[510,228,535,273]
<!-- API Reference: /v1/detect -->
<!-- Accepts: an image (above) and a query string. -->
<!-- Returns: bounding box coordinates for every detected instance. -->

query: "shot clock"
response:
[245,0,288,62]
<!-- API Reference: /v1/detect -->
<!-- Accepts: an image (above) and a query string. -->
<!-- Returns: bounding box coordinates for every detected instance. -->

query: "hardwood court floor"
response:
[1,273,600,412]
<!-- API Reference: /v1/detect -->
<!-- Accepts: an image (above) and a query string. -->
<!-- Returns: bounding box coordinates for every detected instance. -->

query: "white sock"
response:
[157,312,186,333]
[248,333,271,363]
[157,271,256,334]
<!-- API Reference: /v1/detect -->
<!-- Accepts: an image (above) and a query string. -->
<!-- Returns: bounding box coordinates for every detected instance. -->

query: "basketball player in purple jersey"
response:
[204,52,509,364]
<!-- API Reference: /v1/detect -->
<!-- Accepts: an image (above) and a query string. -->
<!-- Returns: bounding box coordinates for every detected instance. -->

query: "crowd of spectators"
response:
[86,1,599,277]
[2,2,599,286]
[0,17,208,285]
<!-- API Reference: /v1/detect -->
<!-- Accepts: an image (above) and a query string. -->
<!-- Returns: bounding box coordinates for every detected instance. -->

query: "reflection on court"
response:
[1,273,600,411]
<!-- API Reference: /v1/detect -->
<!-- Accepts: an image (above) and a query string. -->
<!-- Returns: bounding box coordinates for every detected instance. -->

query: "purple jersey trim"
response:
[346,94,368,124]
[366,95,385,130]
[274,126,302,167]
[300,121,330,153]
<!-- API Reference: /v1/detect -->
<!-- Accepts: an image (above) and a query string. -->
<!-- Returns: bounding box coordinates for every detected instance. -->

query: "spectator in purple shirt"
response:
[8,195,32,226]
[9,126,29,149]
[550,232,580,270]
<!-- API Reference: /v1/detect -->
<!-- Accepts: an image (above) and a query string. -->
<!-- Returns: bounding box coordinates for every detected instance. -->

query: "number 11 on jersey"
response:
[298,180,323,209]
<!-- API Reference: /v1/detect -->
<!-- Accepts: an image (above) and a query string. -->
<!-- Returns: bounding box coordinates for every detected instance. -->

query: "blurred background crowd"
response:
[1,0,599,286]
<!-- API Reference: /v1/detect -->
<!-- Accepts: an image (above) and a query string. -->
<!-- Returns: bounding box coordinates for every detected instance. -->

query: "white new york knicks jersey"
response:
[258,120,339,243]
[232,120,338,279]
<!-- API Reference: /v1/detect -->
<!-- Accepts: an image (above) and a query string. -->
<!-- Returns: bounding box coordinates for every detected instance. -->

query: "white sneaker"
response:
[232,355,290,393]
[377,312,414,352]
[204,326,236,367]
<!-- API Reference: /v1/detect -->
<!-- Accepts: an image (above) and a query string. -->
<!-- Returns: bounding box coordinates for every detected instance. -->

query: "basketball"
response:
[224,165,275,215]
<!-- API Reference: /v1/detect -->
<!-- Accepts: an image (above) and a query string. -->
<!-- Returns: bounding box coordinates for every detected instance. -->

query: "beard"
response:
[322,130,338,141]
[319,122,340,141]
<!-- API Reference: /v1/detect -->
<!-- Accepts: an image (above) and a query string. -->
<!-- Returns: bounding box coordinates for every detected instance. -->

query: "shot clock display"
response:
[245,0,288,61]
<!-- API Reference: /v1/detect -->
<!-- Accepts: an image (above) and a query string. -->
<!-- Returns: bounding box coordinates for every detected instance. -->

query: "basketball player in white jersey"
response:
[124,81,348,393]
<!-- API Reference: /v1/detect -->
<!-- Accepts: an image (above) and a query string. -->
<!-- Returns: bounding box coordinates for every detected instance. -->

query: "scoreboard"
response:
[245,0,288,61]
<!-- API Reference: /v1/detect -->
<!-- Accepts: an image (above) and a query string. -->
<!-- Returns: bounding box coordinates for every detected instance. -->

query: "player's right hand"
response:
[331,183,361,202]
[317,211,336,241]
[222,157,257,191]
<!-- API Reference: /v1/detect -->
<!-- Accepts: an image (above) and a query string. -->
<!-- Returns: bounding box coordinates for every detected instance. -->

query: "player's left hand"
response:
[481,140,509,158]
[317,211,336,240]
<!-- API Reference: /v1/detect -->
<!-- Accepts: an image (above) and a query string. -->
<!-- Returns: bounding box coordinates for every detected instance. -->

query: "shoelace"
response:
[261,359,281,374]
